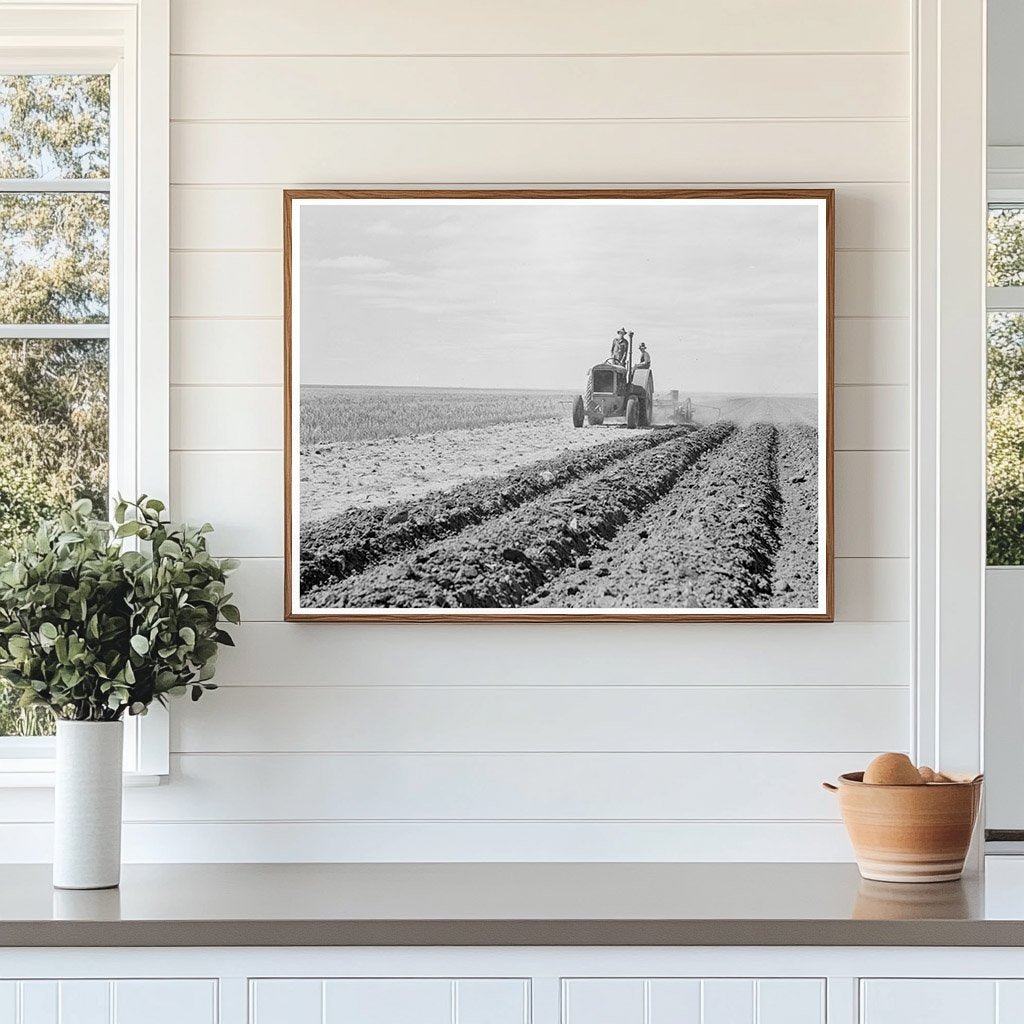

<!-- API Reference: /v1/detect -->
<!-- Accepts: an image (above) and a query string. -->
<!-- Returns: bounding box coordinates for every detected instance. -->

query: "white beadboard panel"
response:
[170,121,909,186]
[834,318,909,385]
[563,980,644,1024]
[252,980,527,1024]
[648,980,702,1023]
[227,556,909,625]
[174,443,905,563]
[756,980,826,1024]
[170,0,910,56]
[834,452,910,558]
[0,983,13,1024]
[171,385,281,450]
[171,252,280,317]
[170,319,282,386]
[579,980,818,1024]
[114,981,218,1024]
[702,980,755,1023]
[169,382,900,454]
[19,983,56,1022]
[860,981,996,1024]
[172,249,908,321]
[835,385,909,451]
[834,558,909,621]
[0,820,856,863]
[323,980,451,1024]
[170,684,909,754]
[835,250,909,318]
[457,981,530,1024]
[170,451,283,557]
[171,54,908,122]
[250,980,322,1024]
[170,183,909,252]
[213,622,909,687]
[119,751,864,821]
[58,980,109,1022]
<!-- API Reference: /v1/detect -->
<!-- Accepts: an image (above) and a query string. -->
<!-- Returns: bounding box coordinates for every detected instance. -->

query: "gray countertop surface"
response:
[1,861,1022,947]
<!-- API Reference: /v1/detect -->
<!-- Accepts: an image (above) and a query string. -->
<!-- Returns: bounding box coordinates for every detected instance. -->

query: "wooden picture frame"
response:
[284,188,834,622]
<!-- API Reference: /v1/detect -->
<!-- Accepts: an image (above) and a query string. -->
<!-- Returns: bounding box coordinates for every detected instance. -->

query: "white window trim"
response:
[0,0,169,783]
[913,0,987,812]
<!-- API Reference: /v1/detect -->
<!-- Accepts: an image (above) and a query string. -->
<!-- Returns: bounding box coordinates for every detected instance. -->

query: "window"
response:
[987,205,1024,565]
[0,3,169,778]
[0,74,111,738]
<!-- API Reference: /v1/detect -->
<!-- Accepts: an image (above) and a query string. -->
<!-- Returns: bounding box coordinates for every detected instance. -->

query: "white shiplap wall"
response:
[2,0,915,861]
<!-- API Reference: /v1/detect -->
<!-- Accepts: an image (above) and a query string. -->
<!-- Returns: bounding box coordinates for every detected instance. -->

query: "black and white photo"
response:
[285,190,833,621]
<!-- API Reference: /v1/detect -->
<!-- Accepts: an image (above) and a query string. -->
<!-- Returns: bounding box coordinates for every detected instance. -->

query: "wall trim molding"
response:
[913,0,987,779]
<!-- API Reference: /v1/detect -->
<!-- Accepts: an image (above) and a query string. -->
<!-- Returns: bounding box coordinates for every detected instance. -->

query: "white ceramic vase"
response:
[53,720,124,890]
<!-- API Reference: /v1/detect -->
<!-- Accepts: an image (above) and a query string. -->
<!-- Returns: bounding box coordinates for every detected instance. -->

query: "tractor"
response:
[571,332,654,429]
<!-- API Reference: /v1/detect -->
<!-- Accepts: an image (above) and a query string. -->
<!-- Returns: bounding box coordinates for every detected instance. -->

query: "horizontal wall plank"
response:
[0,820,856,862]
[170,250,907,320]
[834,558,909,621]
[228,556,909,624]
[171,54,909,121]
[171,684,909,754]
[170,451,282,557]
[834,451,909,557]
[173,450,908,559]
[171,252,280,317]
[170,319,283,386]
[170,121,909,185]
[171,183,909,251]
[212,621,909,686]
[834,318,909,385]
[835,385,909,451]
[170,0,910,56]
[115,751,866,821]
[171,385,281,450]
[835,250,908,318]
[170,383,902,453]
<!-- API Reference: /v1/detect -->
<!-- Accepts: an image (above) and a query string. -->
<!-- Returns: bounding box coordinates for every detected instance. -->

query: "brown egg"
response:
[863,752,925,786]
[918,766,938,783]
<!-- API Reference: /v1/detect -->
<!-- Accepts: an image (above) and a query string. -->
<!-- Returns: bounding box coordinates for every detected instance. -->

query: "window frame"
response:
[0,0,169,783]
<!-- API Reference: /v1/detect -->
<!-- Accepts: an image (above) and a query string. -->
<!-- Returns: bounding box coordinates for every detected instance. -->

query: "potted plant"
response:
[0,497,239,889]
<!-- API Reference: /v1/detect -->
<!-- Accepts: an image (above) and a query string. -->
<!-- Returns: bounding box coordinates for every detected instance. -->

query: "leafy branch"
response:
[0,497,238,722]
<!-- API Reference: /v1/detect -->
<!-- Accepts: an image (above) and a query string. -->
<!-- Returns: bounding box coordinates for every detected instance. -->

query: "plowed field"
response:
[300,419,821,611]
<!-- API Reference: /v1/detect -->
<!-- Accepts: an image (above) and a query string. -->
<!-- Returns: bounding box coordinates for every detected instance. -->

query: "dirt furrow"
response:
[769,424,819,607]
[530,425,780,609]
[300,427,685,594]
[303,422,735,609]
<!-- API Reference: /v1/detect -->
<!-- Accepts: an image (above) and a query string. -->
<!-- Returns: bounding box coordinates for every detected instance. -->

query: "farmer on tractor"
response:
[572,328,655,431]
[609,328,629,366]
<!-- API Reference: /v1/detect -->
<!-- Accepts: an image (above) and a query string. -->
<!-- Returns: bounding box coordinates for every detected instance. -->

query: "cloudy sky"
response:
[297,198,822,395]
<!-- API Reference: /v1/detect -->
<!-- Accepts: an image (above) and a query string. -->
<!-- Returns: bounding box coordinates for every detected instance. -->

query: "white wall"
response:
[5,0,915,861]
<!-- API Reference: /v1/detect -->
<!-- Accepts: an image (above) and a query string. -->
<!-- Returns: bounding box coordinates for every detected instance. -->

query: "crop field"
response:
[300,386,571,445]
[298,390,821,611]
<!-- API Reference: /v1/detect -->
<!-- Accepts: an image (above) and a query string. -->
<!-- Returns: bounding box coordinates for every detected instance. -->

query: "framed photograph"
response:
[284,189,834,622]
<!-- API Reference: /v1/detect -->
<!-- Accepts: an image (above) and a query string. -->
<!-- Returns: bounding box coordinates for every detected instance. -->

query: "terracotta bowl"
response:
[823,771,983,883]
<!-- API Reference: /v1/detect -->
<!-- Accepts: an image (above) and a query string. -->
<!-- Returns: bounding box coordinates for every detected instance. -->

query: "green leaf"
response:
[220,604,241,625]
[39,622,58,641]
[130,634,150,656]
[158,539,183,559]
